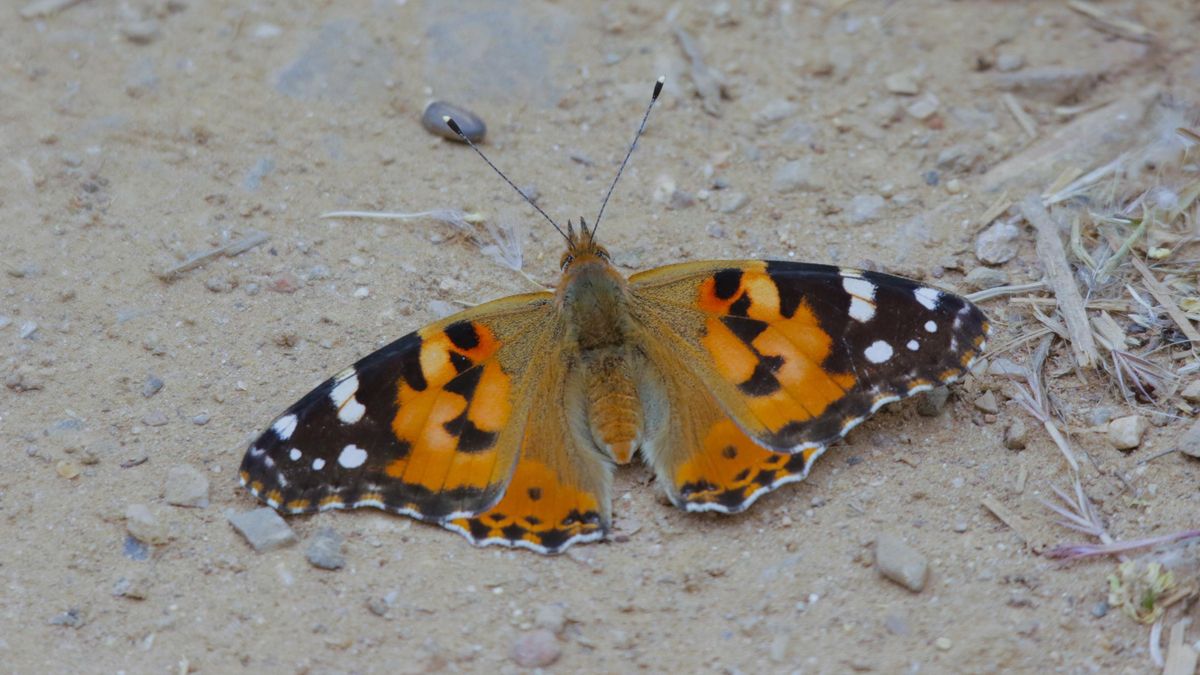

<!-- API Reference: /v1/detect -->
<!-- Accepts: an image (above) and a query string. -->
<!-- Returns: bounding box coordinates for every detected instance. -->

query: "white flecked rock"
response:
[876,533,928,592]
[1107,415,1148,451]
[164,464,209,508]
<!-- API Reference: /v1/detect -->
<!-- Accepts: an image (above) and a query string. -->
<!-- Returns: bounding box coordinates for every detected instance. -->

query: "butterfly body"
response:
[240,217,989,554]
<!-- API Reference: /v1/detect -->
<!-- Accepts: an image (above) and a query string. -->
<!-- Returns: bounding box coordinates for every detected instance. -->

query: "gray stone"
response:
[773,158,821,193]
[422,101,486,143]
[142,374,164,398]
[164,464,209,508]
[1181,380,1200,404]
[228,507,297,552]
[884,613,911,635]
[884,72,920,95]
[19,321,38,339]
[142,411,169,427]
[905,93,940,120]
[717,191,748,214]
[306,527,346,570]
[112,571,150,599]
[916,386,950,416]
[848,194,885,224]
[975,220,1020,265]
[1107,415,1148,451]
[973,391,1000,414]
[995,52,1025,72]
[875,533,928,592]
[510,629,561,668]
[534,603,567,635]
[754,99,799,124]
[1003,418,1028,450]
[964,267,1009,290]
[125,504,168,545]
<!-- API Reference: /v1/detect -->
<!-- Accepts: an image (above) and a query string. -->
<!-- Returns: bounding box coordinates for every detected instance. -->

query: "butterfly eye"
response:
[561,255,575,270]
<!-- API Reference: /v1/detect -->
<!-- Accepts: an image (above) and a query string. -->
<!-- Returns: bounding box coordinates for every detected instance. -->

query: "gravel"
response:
[164,464,210,508]
[510,629,561,668]
[306,526,346,570]
[875,533,928,592]
[773,158,821,193]
[975,220,1020,265]
[228,507,297,552]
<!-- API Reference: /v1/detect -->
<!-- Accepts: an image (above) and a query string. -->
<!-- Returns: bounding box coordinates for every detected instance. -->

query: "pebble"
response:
[113,571,150,599]
[717,191,748,214]
[916,386,950,416]
[963,267,1009,290]
[142,411,169,427]
[905,93,940,120]
[935,637,953,651]
[204,276,233,293]
[422,101,486,143]
[1181,380,1200,403]
[55,460,80,479]
[123,535,150,560]
[19,321,38,339]
[353,286,370,299]
[510,629,561,668]
[975,220,1020,265]
[121,19,161,44]
[1107,415,1148,451]
[0,315,10,329]
[192,412,210,426]
[754,99,799,124]
[884,613,911,636]
[142,374,164,398]
[875,533,928,592]
[534,603,567,635]
[228,507,297,552]
[164,464,209,508]
[884,72,920,95]
[973,391,999,414]
[847,194,885,224]
[773,158,821,193]
[995,52,1025,73]
[1089,407,1115,426]
[306,526,346,570]
[1003,418,1028,450]
[1091,601,1109,618]
[48,609,84,629]
[667,189,696,210]
[125,504,168,545]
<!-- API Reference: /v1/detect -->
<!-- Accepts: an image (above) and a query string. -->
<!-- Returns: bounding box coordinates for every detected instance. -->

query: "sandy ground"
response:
[2,0,1199,672]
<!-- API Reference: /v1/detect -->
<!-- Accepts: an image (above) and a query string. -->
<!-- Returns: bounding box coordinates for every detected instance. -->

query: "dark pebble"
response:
[123,534,150,560]
[422,101,486,143]
[922,170,940,186]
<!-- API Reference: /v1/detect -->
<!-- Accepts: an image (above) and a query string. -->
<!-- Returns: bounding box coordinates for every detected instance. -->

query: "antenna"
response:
[592,76,665,239]
[443,116,569,243]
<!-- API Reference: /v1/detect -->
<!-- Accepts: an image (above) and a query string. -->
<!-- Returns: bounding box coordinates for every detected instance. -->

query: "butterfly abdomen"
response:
[582,350,643,464]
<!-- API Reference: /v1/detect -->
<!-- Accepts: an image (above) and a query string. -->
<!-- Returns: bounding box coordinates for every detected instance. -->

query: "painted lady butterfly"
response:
[240,79,989,554]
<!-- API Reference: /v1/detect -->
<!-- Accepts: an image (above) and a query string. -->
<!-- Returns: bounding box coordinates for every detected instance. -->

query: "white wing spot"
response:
[864,340,894,364]
[842,277,876,300]
[272,414,298,441]
[288,448,302,461]
[312,458,326,471]
[338,444,368,469]
[849,297,876,322]
[915,287,941,310]
[906,339,920,351]
[331,375,366,424]
[924,320,938,333]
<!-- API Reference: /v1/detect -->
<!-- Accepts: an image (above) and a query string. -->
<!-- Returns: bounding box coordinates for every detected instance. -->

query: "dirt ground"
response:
[3,0,1199,672]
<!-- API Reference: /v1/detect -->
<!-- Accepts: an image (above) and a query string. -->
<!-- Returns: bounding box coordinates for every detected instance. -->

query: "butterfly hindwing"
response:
[630,260,988,508]
[239,292,559,527]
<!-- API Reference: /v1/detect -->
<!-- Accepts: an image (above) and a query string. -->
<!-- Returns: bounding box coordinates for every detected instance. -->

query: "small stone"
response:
[353,286,370,299]
[875,533,928,592]
[142,374,164,398]
[1003,418,1028,450]
[884,72,920,95]
[164,465,209,508]
[1107,415,1148,451]
[366,596,391,617]
[945,178,963,194]
[422,101,486,143]
[49,609,84,629]
[773,158,821,193]
[995,52,1024,72]
[847,194,885,224]
[55,460,80,479]
[534,603,567,635]
[19,321,38,339]
[973,391,999,414]
[228,507,297,552]
[975,220,1020,265]
[113,572,150,599]
[269,272,301,294]
[963,267,1009,291]
[905,93,940,120]
[192,412,210,426]
[1181,380,1200,404]
[142,411,169,427]
[884,613,910,636]
[510,629,561,668]
[754,99,799,124]
[953,520,969,533]
[1089,407,1115,426]
[204,276,233,293]
[121,19,161,44]
[1091,601,1109,618]
[916,386,950,416]
[667,189,696,210]
[718,191,748,214]
[306,527,346,570]
[935,637,953,651]
[125,504,168,545]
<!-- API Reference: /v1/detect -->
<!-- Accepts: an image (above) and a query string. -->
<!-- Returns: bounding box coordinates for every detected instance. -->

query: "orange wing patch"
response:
[673,419,820,512]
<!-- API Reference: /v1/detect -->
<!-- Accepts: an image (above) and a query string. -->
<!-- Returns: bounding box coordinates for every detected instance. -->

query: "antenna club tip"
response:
[653,76,665,99]
[443,116,464,136]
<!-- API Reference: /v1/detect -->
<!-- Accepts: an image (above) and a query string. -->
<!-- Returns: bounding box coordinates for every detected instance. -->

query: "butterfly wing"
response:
[240,291,560,528]
[629,260,988,511]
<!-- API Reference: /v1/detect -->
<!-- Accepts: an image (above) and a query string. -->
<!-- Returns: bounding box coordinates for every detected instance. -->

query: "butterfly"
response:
[239,79,989,554]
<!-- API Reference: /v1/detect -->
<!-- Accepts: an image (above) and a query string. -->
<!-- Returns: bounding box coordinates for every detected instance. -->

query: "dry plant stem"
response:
[1021,196,1100,368]
[1094,216,1147,282]
[1043,528,1200,561]
[1066,0,1154,43]
[1164,619,1199,675]
[965,280,1046,303]
[1012,334,1081,472]
[1128,256,1200,348]
[158,231,270,280]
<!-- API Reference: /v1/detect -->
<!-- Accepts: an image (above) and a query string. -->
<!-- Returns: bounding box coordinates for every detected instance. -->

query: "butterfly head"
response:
[560,217,612,272]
